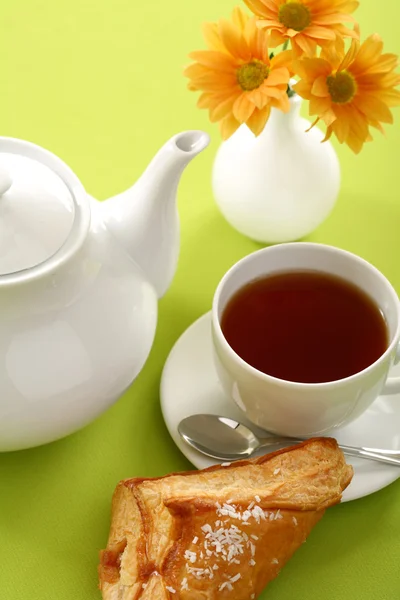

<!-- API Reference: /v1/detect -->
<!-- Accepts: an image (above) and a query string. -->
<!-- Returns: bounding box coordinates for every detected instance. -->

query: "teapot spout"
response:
[101,131,209,297]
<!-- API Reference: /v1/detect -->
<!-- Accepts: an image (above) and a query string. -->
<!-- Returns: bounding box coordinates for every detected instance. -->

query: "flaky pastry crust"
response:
[99,438,353,599]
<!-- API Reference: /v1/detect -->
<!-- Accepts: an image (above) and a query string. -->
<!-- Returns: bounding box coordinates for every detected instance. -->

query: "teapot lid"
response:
[0,144,77,276]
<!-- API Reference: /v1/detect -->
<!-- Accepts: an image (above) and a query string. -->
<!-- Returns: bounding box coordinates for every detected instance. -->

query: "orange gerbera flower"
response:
[184,7,292,139]
[243,0,359,56]
[293,35,400,153]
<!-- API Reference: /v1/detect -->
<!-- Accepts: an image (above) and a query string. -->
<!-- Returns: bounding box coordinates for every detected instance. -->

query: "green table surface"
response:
[1,0,400,598]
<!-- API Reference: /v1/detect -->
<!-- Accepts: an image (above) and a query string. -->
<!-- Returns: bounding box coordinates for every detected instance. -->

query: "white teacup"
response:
[211,243,400,437]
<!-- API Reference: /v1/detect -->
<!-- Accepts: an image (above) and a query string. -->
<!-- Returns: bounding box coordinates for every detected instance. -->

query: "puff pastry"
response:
[99,437,353,599]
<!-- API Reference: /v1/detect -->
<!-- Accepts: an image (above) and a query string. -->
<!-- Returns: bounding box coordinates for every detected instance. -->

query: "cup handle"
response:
[382,342,400,395]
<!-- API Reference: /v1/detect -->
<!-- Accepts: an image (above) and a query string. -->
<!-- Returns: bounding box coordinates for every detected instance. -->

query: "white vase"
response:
[212,94,341,244]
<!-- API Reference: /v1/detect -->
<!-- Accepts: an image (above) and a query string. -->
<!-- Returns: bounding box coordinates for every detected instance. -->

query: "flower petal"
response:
[242,0,272,17]
[329,106,350,143]
[262,85,288,99]
[183,63,210,79]
[337,38,359,71]
[312,74,330,97]
[342,0,360,13]
[198,90,237,110]
[246,106,271,136]
[209,94,240,122]
[261,0,279,10]
[188,51,236,72]
[369,89,400,107]
[293,79,313,98]
[351,34,384,75]
[254,18,280,27]
[265,67,291,86]
[231,6,248,29]
[333,23,359,39]
[245,17,268,57]
[285,28,300,38]
[197,92,213,109]
[309,95,332,115]
[201,22,225,52]
[305,26,337,40]
[321,108,337,127]
[188,72,237,89]
[218,18,251,61]
[294,34,318,57]
[321,36,345,66]
[247,88,269,109]
[313,13,356,24]
[368,118,385,134]
[353,94,394,124]
[344,131,365,153]
[295,57,331,80]
[306,116,321,132]
[321,125,333,143]
[270,49,293,69]
[273,92,291,112]
[347,106,370,144]
[220,114,241,140]
[362,53,399,75]
[266,28,286,48]
[233,93,256,122]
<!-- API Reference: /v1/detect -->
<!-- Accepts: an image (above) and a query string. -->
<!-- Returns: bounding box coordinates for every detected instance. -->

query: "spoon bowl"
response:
[178,415,261,460]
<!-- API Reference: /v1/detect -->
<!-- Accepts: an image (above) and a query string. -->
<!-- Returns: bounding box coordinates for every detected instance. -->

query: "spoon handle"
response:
[258,437,400,466]
[258,436,304,448]
[337,445,400,466]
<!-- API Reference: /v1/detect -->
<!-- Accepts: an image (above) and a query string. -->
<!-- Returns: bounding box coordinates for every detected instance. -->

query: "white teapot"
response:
[0,132,209,451]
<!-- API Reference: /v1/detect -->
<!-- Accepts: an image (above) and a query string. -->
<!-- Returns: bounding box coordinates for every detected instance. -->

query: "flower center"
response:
[326,71,357,104]
[278,1,311,32]
[237,60,269,91]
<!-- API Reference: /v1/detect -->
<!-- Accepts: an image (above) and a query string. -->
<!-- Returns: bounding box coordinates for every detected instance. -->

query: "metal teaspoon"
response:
[178,414,400,466]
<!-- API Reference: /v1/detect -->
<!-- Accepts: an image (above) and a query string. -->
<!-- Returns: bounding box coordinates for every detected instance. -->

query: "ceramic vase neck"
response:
[267,93,302,132]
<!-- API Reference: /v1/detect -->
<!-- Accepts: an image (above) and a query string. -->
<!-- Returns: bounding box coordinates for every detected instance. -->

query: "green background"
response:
[1,0,399,598]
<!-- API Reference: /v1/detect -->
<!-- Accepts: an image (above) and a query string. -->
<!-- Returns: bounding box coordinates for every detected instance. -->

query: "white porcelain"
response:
[0,153,75,275]
[0,166,13,195]
[212,94,341,243]
[160,312,400,503]
[0,131,209,451]
[212,243,400,438]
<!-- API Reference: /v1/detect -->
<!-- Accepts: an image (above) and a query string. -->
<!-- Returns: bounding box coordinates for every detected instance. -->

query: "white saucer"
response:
[161,312,400,503]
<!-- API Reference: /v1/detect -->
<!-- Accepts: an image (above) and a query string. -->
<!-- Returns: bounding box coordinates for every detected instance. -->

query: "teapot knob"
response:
[0,167,12,196]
